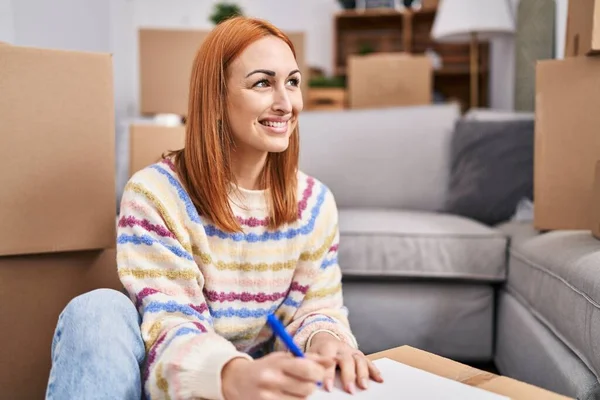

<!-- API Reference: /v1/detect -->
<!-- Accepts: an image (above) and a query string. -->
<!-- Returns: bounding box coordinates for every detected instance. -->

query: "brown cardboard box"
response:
[139,28,307,116]
[534,57,600,230]
[565,0,600,56]
[369,346,571,399]
[129,124,186,177]
[0,45,116,256]
[347,53,433,109]
[0,248,122,400]
[306,88,347,111]
[592,161,600,239]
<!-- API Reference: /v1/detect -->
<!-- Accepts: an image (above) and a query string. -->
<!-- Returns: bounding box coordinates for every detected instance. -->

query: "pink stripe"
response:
[236,176,315,227]
[329,244,338,253]
[204,275,294,288]
[161,158,177,172]
[204,282,308,303]
[118,215,175,238]
[144,331,168,381]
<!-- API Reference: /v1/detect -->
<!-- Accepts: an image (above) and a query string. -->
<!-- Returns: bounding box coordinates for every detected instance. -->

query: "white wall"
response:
[0,0,15,43]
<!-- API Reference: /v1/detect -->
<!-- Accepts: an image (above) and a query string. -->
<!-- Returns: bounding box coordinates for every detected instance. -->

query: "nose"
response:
[272,85,292,114]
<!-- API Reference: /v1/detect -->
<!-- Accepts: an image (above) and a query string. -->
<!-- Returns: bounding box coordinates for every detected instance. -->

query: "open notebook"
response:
[309,358,509,399]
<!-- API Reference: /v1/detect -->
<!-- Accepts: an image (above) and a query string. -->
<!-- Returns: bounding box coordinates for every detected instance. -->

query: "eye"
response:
[253,79,270,88]
[287,77,300,87]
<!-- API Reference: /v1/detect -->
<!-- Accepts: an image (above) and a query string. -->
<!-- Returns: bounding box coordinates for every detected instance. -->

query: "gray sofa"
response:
[298,104,600,399]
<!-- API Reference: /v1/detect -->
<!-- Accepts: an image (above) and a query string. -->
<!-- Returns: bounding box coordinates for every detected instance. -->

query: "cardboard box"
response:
[565,0,600,57]
[129,124,186,177]
[0,45,116,256]
[0,248,122,400]
[347,53,433,109]
[592,161,600,239]
[139,28,307,116]
[534,57,600,230]
[368,346,570,399]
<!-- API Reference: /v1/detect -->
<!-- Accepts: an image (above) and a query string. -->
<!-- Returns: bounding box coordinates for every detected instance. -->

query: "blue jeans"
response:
[46,289,145,400]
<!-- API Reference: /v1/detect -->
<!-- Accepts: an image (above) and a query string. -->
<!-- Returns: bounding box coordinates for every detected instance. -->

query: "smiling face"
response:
[225,36,303,158]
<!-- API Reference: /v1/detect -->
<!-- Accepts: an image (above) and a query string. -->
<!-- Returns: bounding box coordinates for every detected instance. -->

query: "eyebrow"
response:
[245,69,301,78]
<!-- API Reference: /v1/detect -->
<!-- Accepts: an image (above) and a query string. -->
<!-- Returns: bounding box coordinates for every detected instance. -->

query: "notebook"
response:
[309,358,509,399]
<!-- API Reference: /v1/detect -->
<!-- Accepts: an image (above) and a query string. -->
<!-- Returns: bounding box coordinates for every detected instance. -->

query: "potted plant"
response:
[209,2,244,25]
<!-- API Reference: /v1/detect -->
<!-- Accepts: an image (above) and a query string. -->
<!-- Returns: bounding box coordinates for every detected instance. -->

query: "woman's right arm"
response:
[117,177,252,400]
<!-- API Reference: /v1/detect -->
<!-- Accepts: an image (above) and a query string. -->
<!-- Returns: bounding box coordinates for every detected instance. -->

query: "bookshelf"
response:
[333,7,489,111]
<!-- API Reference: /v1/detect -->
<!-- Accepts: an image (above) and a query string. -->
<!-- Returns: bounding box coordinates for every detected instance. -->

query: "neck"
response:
[230,147,268,190]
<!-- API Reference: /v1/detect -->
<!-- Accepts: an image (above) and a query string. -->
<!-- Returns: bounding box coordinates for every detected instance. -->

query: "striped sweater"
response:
[117,158,358,400]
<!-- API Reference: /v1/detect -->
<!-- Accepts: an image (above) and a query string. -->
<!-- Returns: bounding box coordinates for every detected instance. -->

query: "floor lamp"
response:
[431,0,515,109]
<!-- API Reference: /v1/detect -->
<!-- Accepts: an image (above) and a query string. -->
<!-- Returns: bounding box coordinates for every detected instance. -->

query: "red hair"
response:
[168,16,299,233]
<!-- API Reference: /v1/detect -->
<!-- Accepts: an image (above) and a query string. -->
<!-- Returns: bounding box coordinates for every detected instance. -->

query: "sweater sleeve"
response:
[117,177,252,400]
[274,186,358,353]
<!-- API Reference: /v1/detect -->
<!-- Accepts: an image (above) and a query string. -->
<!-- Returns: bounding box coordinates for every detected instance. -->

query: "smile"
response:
[259,119,289,134]
[260,120,287,128]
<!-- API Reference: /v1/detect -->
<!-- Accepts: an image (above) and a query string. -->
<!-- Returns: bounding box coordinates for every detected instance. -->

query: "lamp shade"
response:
[431,0,515,43]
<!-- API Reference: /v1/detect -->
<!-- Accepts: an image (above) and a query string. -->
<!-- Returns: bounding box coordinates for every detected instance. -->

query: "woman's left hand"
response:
[306,332,384,394]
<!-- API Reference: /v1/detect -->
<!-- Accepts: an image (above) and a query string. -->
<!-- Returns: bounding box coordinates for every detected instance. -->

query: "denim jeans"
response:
[45,288,145,400]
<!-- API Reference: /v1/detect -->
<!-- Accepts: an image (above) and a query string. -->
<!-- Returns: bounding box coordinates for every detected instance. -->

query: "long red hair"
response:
[168,16,299,233]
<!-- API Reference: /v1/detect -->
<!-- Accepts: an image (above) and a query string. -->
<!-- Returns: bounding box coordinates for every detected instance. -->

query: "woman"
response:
[46,16,382,400]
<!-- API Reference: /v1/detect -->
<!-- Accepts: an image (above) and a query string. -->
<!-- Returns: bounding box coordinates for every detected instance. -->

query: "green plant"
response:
[308,75,346,88]
[209,2,244,25]
[358,43,375,55]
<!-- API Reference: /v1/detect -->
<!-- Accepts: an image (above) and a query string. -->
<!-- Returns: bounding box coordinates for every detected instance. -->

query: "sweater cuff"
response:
[176,340,253,400]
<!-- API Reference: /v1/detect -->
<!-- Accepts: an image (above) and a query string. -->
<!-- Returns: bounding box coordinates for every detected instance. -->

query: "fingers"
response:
[367,358,384,383]
[337,352,357,394]
[307,342,338,391]
[278,373,320,398]
[305,353,336,369]
[355,353,370,390]
[281,357,326,384]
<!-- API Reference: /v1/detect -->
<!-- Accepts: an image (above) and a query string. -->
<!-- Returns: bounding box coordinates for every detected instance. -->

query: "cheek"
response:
[292,91,304,112]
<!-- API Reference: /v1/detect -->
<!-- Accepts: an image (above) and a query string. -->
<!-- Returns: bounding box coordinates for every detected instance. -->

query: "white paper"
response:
[309,358,509,400]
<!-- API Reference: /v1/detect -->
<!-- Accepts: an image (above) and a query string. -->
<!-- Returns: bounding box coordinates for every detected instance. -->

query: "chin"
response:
[264,137,290,153]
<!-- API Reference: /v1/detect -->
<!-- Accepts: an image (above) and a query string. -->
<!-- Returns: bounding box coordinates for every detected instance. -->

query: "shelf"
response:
[335,64,488,77]
[335,7,437,18]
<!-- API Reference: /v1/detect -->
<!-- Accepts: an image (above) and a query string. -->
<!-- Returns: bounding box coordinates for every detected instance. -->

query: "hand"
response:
[221,351,335,400]
[307,332,384,394]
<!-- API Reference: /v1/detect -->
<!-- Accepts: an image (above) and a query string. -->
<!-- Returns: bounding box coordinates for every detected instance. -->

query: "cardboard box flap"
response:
[0,45,116,256]
[534,57,600,230]
[138,28,307,116]
[129,124,186,177]
[565,0,600,56]
[369,346,571,399]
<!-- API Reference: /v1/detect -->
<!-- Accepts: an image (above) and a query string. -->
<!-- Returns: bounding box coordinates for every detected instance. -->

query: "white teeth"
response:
[261,120,286,128]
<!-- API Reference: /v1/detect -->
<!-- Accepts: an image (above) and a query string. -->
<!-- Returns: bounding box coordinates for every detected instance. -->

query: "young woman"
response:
[46,16,382,400]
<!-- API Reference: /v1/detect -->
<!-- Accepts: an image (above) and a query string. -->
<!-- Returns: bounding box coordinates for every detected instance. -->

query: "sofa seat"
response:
[337,209,507,281]
[505,228,600,379]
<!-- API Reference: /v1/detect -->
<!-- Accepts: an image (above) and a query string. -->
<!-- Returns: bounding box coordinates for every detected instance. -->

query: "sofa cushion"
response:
[506,229,600,379]
[298,103,460,211]
[337,209,507,281]
[444,119,535,226]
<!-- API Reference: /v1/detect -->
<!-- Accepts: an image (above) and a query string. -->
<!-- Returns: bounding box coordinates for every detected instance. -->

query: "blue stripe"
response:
[150,164,201,223]
[283,297,302,308]
[117,233,193,261]
[296,316,336,336]
[164,326,204,349]
[205,183,328,242]
[145,300,210,322]
[211,304,279,319]
[320,255,338,270]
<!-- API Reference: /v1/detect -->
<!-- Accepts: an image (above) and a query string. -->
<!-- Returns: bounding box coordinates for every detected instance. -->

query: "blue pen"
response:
[266,313,323,387]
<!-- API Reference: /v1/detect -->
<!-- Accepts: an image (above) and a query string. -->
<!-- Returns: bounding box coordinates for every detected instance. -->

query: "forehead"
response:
[231,36,298,74]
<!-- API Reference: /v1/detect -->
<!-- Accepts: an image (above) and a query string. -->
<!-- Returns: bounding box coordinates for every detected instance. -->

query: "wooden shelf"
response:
[333,6,489,111]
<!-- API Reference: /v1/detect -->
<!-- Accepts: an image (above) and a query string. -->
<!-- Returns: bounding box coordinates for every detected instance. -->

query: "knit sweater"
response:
[116,157,358,400]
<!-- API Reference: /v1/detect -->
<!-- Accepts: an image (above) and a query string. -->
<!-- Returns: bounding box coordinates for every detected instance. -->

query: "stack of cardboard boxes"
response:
[534,0,600,236]
[0,45,123,399]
